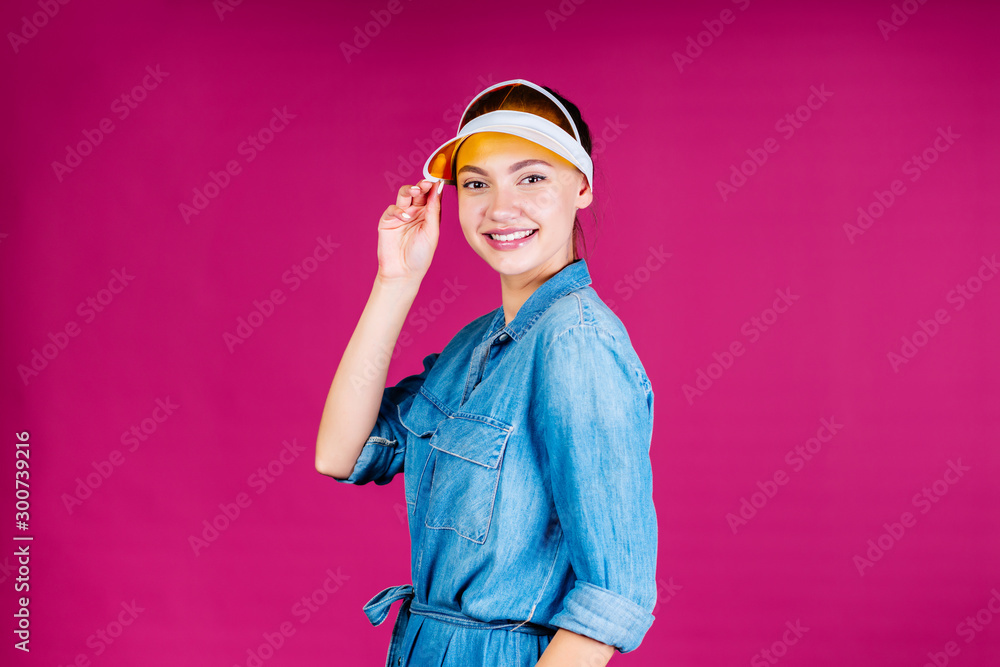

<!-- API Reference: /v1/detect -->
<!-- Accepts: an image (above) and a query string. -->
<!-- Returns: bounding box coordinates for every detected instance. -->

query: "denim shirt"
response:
[336,258,657,654]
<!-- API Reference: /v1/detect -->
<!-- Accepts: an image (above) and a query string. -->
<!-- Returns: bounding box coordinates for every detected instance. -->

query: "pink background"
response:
[2,0,999,665]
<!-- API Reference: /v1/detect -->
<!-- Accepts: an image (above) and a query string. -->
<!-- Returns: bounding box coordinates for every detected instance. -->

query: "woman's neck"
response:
[499,256,576,326]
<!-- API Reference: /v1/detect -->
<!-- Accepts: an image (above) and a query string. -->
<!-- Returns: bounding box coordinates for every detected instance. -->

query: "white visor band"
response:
[422,80,594,193]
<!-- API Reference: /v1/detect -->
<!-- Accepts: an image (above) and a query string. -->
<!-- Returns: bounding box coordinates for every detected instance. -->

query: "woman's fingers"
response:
[379,205,412,228]
[377,180,442,279]
[396,181,431,209]
[391,180,440,223]
[396,184,415,209]
[382,183,439,225]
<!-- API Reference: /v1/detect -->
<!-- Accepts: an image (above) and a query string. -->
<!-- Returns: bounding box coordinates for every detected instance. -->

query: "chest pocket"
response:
[422,410,513,545]
[398,389,450,510]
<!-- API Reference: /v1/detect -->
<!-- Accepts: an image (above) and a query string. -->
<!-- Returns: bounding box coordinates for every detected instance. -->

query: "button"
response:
[498,333,509,341]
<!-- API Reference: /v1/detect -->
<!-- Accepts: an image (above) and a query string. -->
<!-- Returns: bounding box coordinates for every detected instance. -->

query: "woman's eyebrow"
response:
[456,159,554,177]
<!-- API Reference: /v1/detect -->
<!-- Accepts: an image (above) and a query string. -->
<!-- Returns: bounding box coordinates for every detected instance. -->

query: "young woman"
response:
[316,80,657,667]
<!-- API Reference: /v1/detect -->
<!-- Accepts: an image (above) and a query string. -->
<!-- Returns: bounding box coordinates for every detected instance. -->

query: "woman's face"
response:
[453,132,592,280]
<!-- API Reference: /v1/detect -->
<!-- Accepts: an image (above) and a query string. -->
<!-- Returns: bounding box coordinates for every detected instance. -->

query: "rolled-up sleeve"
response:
[536,324,657,653]
[335,352,439,486]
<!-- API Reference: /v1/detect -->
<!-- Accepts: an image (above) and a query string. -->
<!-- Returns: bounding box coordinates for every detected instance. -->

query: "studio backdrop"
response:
[2,0,998,665]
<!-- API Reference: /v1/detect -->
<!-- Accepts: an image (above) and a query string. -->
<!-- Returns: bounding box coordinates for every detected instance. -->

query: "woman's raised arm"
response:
[315,179,443,479]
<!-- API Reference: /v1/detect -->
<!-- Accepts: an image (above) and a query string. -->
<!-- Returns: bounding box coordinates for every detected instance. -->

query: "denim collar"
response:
[482,258,592,343]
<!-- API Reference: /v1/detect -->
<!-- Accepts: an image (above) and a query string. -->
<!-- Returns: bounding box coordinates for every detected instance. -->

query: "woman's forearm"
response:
[314,273,421,479]
[535,628,615,667]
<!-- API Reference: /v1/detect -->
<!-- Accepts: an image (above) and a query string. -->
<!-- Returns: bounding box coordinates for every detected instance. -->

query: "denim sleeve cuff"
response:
[333,436,398,485]
[548,580,654,654]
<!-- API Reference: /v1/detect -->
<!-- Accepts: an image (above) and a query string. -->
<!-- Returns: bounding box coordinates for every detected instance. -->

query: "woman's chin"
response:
[480,251,536,277]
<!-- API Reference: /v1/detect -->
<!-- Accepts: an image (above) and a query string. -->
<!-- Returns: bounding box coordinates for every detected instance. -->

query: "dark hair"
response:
[457,83,598,262]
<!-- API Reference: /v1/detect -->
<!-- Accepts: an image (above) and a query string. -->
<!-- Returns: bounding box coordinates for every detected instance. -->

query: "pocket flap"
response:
[429,416,512,469]
[398,388,449,437]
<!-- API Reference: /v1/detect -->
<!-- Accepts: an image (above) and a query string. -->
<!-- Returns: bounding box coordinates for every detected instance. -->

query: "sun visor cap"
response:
[421,81,594,193]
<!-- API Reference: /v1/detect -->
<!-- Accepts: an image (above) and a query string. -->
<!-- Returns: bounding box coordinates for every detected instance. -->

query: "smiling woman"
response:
[451,131,591,305]
[428,80,596,267]
[315,79,657,667]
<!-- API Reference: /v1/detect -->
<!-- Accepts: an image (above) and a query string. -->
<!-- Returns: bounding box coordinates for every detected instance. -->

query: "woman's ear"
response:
[574,174,594,211]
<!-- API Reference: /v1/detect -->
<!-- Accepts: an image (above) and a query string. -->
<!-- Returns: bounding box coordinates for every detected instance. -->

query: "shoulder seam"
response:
[551,320,621,345]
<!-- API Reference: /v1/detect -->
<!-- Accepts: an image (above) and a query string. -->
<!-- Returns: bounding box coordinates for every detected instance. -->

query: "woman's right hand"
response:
[376,179,444,283]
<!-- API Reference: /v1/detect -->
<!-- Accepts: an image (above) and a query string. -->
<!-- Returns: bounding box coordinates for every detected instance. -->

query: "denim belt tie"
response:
[364,584,416,667]
[364,584,416,627]
[364,583,555,666]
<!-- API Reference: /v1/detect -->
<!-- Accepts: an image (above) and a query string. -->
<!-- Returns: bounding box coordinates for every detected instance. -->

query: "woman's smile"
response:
[454,132,590,283]
[483,228,538,249]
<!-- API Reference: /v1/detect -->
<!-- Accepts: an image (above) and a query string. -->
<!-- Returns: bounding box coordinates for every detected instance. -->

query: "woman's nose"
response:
[487,185,522,221]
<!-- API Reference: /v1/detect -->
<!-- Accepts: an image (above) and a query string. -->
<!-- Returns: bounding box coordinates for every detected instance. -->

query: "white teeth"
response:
[489,229,534,241]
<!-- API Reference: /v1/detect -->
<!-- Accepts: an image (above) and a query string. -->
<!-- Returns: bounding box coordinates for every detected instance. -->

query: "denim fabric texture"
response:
[336,258,657,665]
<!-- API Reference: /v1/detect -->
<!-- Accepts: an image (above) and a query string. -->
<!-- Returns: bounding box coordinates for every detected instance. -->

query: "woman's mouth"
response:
[483,228,537,250]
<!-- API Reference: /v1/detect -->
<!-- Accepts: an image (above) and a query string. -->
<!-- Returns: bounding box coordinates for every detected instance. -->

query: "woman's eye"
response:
[461,174,546,190]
